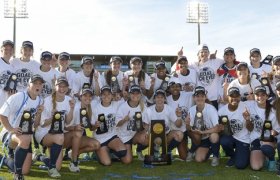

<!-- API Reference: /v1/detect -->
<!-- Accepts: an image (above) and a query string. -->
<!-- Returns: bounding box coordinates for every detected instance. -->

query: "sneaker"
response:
[32,148,42,163]
[137,151,144,161]
[211,157,219,167]
[268,160,276,172]
[13,173,24,180]
[63,153,70,161]
[69,162,80,173]
[226,158,235,167]
[48,168,61,178]
[186,152,194,162]
[68,150,72,160]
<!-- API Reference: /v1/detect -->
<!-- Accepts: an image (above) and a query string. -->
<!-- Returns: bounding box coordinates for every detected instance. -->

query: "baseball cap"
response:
[177,56,188,63]
[29,74,45,83]
[250,48,261,56]
[2,40,14,48]
[198,44,209,52]
[168,77,181,87]
[110,56,123,64]
[129,85,141,93]
[155,60,166,69]
[101,85,112,93]
[254,85,268,95]
[154,89,166,97]
[273,56,280,64]
[55,76,69,86]
[130,57,142,64]
[81,56,94,66]
[80,88,93,96]
[236,62,248,70]
[276,81,280,90]
[59,52,70,60]
[227,87,240,96]
[40,51,52,60]
[194,86,206,96]
[22,41,33,49]
[224,47,235,55]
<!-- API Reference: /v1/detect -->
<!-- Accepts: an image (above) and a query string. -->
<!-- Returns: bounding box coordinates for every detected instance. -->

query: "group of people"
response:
[0,39,280,180]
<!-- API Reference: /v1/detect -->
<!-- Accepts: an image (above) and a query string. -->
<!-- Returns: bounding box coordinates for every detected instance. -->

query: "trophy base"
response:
[144,154,171,166]
[48,130,63,134]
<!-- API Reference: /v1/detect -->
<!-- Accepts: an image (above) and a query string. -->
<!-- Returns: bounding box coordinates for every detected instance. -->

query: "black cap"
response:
[236,62,248,70]
[254,85,268,94]
[154,89,166,97]
[168,77,180,87]
[224,47,235,55]
[110,56,123,64]
[130,57,142,64]
[101,85,112,93]
[55,76,69,86]
[227,87,240,96]
[80,88,93,96]
[194,86,206,96]
[273,56,280,64]
[250,48,261,55]
[40,51,52,60]
[276,81,280,90]
[155,60,166,69]
[29,74,45,83]
[22,41,33,49]
[59,52,70,60]
[129,85,141,93]
[2,40,14,48]
[81,56,94,66]
[177,56,188,63]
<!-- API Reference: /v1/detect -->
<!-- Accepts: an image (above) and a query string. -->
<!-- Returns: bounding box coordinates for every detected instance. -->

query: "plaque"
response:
[219,116,232,136]
[261,120,274,142]
[251,73,258,79]
[144,120,171,165]
[159,76,170,91]
[192,111,205,131]
[134,112,144,132]
[96,114,108,134]
[49,112,63,134]
[82,83,91,89]
[4,73,18,91]
[128,75,135,87]
[19,111,33,134]
[80,108,92,128]
[260,77,269,86]
[111,76,120,93]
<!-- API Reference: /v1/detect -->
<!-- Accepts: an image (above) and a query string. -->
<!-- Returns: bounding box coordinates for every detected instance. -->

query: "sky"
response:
[0,0,280,64]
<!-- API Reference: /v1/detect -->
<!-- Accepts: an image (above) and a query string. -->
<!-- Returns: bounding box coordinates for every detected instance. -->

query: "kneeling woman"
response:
[92,85,129,166]
[186,86,221,167]
[35,77,75,178]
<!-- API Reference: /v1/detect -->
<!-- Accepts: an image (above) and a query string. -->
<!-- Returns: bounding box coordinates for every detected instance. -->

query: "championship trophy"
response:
[144,120,171,165]
[134,112,144,132]
[251,73,258,79]
[192,111,205,131]
[128,75,135,88]
[261,120,274,142]
[4,73,18,91]
[96,114,108,134]
[19,111,33,134]
[49,112,63,134]
[219,115,232,136]
[260,77,269,86]
[82,83,91,89]
[80,108,92,128]
[159,76,170,91]
[111,76,120,93]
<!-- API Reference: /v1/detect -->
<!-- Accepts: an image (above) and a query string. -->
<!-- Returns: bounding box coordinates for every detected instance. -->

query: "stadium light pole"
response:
[4,0,28,57]
[187,1,208,45]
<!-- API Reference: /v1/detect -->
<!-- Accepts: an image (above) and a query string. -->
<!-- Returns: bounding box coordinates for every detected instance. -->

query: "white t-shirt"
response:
[245,100,280,143]
[56,67,76,92]
[249,64,272,81]
[0,91,42,138]
[228,79,261,100]
[72,71,105,95]
[91,101,119,144]
[0,58,15,108]
[190,59,224,101]
[166,92,194,132]
[10,58,40,92]
[175,68,197,90]
[35,95,72,143]
[218,102,250,143]
[102,71,124,91]
[115,101,145,143]
[189,103,219,139]
[143,104,177,134]
[37,67,60,98]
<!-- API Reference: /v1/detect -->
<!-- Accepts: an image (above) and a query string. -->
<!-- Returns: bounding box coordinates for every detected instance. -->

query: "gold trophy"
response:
[19,111,33,134]
[80,108,92,128]
[219,115,232,136]
[111,76,120,93]
[261,120,274,142]
[96,114,108,134]
[4,73,18,91]
[128,75,135,88]
[192,111,205,131]
[82,83,90,89]
[260,77,269,86]
[49,112,63,134]
[134,112,144,132]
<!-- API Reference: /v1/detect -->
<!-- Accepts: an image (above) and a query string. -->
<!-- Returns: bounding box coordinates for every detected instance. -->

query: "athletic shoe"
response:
[68,150,72,160]
[137,152,144,161]
[211,157,219,167]
[268,160,276,172]
[69,162,80,173]
[32,148,41,163]
[186,152,194,162]
[13,173,24,180]
[48,168,61,178]
[226,158,235,167]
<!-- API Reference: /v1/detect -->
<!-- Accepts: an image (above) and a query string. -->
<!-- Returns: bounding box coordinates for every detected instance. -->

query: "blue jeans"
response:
[220,135,250,169]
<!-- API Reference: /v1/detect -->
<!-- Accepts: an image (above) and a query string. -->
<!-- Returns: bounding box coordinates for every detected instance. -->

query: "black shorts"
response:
[250,139,261,151]
[101,135,119,147]
[124,138,133,145]
[199,138,211,148]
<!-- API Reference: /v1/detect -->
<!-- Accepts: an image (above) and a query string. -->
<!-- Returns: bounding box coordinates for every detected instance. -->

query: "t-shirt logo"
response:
[16,68,33,90]
[41,81,53,98]
[198,67,215,86]
[0,70,12,89]
[230,119,243,134]
[251,114,262,133]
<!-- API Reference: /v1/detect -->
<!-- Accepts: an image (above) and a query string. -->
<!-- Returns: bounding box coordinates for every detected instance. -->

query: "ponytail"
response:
[104,70,113,85]
[89,69,95,87]
[273,97,280,124]
[138,70,145,84]
[265,100,272,120]
[52,92,57,111]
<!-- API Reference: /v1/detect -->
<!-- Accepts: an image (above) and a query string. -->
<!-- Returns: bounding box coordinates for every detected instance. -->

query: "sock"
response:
[168,139,180,153]
[1,156,15,172]
[211,142,220,158]
[261,145,275,161]
[65,148,70,157]
[136,144,147,152]
[189,142,198,154]
[14,147,28,174]
[49,143,62,169]
[8,147,14,157]
[42,146,47,154]
[33,134,39,149]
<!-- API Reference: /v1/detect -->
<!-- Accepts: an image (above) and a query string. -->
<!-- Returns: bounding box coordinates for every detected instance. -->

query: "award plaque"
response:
[82,83,91,89]
[261,120,274,142]
[19,111,33,134]
[251,73,258,79]
[96,114,108,134]
[192,111,205,131]
[144,120,171,166]
[128,75,135,87]
[260,77,269,86]
[111,76,120,93]
[80,108,92,128]
[219,116,232,136]
[4,73,18,91]
[134,112,144,132]
[49,112,63,134]
[159,76,170,91]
